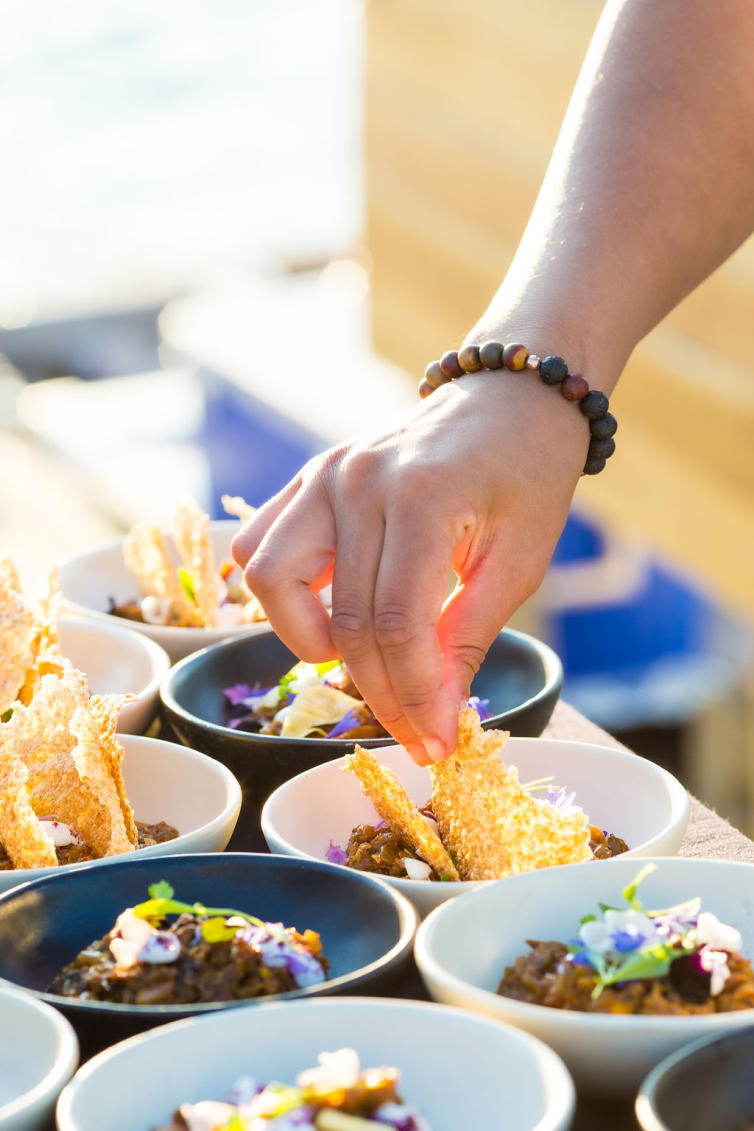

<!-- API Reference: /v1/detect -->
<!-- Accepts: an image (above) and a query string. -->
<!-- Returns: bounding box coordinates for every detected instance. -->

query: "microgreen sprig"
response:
[131,881,268,943]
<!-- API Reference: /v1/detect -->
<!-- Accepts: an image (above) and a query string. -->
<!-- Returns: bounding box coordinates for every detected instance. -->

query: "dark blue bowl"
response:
[0,853,417,1057]
[159,627,563,820]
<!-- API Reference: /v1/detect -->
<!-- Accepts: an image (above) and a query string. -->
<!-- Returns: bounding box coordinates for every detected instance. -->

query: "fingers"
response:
[240,478,339,661]
[230,475,302,570]
[368,494,461,761]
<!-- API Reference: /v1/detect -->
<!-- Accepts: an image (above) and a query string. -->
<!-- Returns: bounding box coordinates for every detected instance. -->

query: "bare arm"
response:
[233,0,754,763]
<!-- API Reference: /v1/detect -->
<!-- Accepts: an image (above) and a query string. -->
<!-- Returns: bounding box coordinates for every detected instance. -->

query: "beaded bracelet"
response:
[419,342,617,475]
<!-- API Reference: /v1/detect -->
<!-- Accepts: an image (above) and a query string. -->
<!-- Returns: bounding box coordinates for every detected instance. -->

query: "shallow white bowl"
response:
[261,737,690,918]
[58,519,272,662]
[0,986,78,1131]
[58,616,170,734]
[0,734,241,894]
[415,857,754,1099]
[56,996,575,1131]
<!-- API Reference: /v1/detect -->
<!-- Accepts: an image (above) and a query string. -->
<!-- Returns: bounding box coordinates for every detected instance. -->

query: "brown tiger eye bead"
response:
[457,344,482,372]
[440,350,464,380]
[503,343,529,371]
[560,372,590,401]
[479,341,504,369]
[424,360,449,390]
[418,378,433,399]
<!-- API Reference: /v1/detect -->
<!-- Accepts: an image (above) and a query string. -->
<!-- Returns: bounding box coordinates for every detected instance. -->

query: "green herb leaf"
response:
[177,567,196,603]
[0,708,12,723]
[622,863,656,910]
[149,880,174,900]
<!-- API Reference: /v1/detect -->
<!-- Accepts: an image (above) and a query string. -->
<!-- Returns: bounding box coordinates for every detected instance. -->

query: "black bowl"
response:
[0,852,417,1058]
[636,1027,754,1131]
[160,627,563,828]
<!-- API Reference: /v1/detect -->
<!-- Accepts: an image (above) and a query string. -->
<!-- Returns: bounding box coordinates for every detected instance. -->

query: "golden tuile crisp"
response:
[89,693,138,846]
[0,557,37,714]
[9,666,134,859]
[173,497,221,628]
[0,742,58,868]
[344,746,459,881]
[429,708,591,881]
[221,494,255,523]
[122,522,201,626]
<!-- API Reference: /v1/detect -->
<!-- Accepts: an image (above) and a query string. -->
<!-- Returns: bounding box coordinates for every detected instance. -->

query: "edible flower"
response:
[568,864,742,999]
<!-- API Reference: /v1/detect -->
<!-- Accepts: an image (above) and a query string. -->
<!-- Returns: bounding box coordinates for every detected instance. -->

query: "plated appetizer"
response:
[226,657,492,742]
[0,560,177,870]
[498,865,754,1015]
[113,496,264,630]
[155,1047,431,1131]
[334,708,628,883]
[49,881,328,1006]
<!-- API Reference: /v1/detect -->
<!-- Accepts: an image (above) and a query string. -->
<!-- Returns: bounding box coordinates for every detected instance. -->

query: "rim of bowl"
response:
[58,613,171,701]
[0,986,79,1124]
[414,857,754,1032]
[57,520,273,643]
[56,996,575,1131]
[260,737,691,892]
[635,1026,754,1131]
[160,625,564,747]
[2,854,418,1020]
[0,735,242,888]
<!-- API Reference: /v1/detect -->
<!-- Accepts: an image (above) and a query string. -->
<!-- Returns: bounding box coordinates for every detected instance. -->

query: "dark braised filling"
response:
[0,820,178,872]
[497,940,754,1015]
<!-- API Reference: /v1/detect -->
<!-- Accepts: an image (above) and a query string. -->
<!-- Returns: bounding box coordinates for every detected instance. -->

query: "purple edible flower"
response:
[327,708,363,738]
[225,1076,262,1105]
[374,1103,432,1131]
[325,840,347,865]
[467,696,491,721]
[223,683,255,706]
[547,784,578,813]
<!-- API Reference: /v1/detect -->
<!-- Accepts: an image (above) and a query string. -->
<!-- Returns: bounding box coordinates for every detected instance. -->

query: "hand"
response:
[231,369,587,764]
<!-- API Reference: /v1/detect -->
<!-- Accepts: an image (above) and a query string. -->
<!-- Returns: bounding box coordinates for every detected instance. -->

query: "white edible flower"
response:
[296,1048,361,1092]
[288,663,322,694]
[177,1101,238,1131]
[140,595,173,625]
[38,819,82,847]
[212,603,244,628]
[700,948,733,996]
[403,858,432,881]
[695,912,742,955]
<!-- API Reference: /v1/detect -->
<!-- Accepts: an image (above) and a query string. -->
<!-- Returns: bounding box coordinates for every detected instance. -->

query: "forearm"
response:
[470,0,754,391]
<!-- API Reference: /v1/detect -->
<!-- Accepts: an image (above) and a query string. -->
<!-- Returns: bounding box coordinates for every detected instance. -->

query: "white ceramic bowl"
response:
[261,737,690,918]
[58,616,170,734]
[415,857,754,1099]
[57,519,272,662]
[0,734,241,894]
[0,986,78,1131]
[56,996,575,1131]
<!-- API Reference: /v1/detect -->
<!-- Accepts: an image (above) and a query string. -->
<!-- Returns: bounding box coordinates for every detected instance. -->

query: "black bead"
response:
[583,456,606,475]
[588,436,616,461]
[580,390,610,419]
[479,341,504,369]
[589,412,618,439]
[539,355,568,385]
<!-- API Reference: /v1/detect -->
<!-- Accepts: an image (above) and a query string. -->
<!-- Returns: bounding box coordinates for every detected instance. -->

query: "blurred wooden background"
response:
[365,0,754,621]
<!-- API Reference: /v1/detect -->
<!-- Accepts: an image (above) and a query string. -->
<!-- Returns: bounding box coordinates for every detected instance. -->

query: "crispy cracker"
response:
[173,498,221,627]
[0,558,37,714]
[123,522,201,626]
[344,746,459,880]
[429,708,591,881]
[221,494,255,523]
[89,694,138,846]
[0,743,58,868]
[10,666,134,858]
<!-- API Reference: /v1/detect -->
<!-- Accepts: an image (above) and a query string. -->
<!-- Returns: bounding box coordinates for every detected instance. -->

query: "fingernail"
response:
[422,735,447,763]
